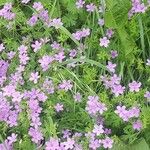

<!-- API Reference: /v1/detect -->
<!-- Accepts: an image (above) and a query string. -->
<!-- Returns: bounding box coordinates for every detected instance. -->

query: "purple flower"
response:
[0,43,5,52]
[27,15,38,26]
[86,96,107,115]
[62,129,71,139]
[106,29,114,39]
[2,84,16,97]
[93,124,104,135]
[28,127,43,144]
[0,60,9,77]
[115,106,140,121]
[29,72,40,84]
[76,0,85,9]
[7,51,16,59]
[73,92,82,102]
[129,81,141,92]
[104,128,112,135]
[45,138,60,150]
[112,84,125,97]
[42,78,54,94]
[61,138,75,150]
[72,28,90,40]
[89,139,101,150]
[33,2,43,11]
[86,3,96,12]
[106,61,116,73]
[144,91,150,100]
[129,107,140,118]
[69,49,77,58]
[51,41,60,50]
[54,103,64,112]
[51,18,63,29]
[39,10,49,22]
[7,133,17,145]
[133,120,142,131]
[55,51,66,62]
[31,40,42,52]
[99,37,110,47]
[110,74,121,85]
[39,55,54,71]
[59,80,73,91]
[110,50,118,59]
[98,19,104,26]
[102,137,113,149]
[12,91,23,103]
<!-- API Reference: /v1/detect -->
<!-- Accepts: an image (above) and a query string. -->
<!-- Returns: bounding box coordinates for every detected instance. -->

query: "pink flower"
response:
[72,28,90,40]
[98,19,104,26]
[110,50,118,59]
[45,138,60,150]
[86,96,107,115]
[133,120,142,131]
[89,139,101,150]
[7,133,17,145]
[51,18,63,29]
[61,138,75,150]
[76,0,85,9]
[12,91,23,103]
[7,51,16,59]
[54,103,64,112]
[33,2,43,11]
[27,15,38,26]
[55,51,66,62]
[93,124,104,136]
[144,91,150,101]
[31,41,42,52]
[112,85,125,97]
[129,81,141,92]
[106,61,116,73]
[106,29,114,38]
[59,80,73,91]
[73,92,82,102]
[29,72,40,84]
[28,127,43,144]
[86,3,96,12]
[51,41,60,50]
[102,137,113,149]
[99,37,110,47]
[38,55,54,71]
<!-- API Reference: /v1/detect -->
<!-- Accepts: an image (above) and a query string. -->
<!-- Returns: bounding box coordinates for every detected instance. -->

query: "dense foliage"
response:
[0,0,150,149]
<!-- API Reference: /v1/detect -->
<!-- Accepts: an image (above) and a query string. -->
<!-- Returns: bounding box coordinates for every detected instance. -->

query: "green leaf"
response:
[111,138,150,150]
[130,138,150,150]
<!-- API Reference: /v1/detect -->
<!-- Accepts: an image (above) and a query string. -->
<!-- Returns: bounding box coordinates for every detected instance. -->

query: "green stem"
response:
[138,15,146,62]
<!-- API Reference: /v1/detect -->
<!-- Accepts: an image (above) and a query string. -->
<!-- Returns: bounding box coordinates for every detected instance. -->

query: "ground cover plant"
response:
[0,0,150,149]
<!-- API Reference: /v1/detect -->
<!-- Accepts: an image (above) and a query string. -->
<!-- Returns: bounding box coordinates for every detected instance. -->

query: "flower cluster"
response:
[0,3,15,20]
[76,0,96,12]
[0,92,20,127]
[115,106,140,121]
[101,74,125,97]
[0,133,17,149]
[58,80,73,91]
[24,89,47,143]
[85,96,107,116]
[38,55,54,71]
[128,0,148,18]
[42,78,55,94]
[72,28,90,41]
